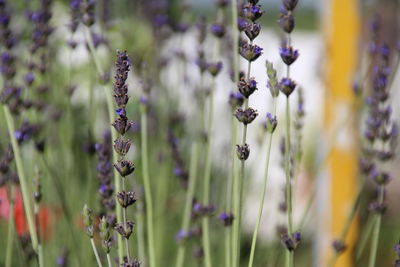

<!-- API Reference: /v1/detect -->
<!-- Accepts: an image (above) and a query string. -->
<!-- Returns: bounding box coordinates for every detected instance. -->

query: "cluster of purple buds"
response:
[167,127,189,188]
[112,51,135,177]
[29,0,54,54]
[95,131,116,224]
[228,91,244,110]
[264,112,278,133]
[242,0,264,22]
[207,61,223,77]
[239,41,263,62]
[121,257,141,267]
[332,239,347,254]
[0,51,15,79]
[218,212,234,226]
[279,44,299,66]
[0,0,16,49]
[237,76,257,98]
[280,231,301,251]
[278,0,298,33]
[192,201,215,218]
[82,0,96,26]
[14,121,41,145]
[236,143,250,161]
[175,226,202,242]
[360,40,398,216]
[69,0,82,33]
[235,107,258,125]
[211,23,225,38]
[0,144,17,186]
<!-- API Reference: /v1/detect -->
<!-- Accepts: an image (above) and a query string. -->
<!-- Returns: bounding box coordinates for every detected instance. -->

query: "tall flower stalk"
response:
[112,51,137,262]
[233,1,263,266]
[278,0,300,265]
[247,61,280,267]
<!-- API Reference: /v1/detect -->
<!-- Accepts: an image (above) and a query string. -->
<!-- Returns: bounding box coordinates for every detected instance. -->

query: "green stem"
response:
[106,253,112,267]
[34,203,44,267]
[367,185,384,267]
[90,238,104,267]
[122,205,131,261]
[226,116,237,267]
[2,105,38,251]
[140,107,156,267]
[201,76,215,267]
[355,215,375,260]
[176,143,199,267]
[248,99,278,267]
[84,25,123,261]
[136,197,146,264]
[5,185,15,267]
[284,97,294,267]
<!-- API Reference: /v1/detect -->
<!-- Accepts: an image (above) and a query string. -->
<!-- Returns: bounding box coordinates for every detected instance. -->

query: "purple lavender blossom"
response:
[239,42,263,62]
[279,45,299,66]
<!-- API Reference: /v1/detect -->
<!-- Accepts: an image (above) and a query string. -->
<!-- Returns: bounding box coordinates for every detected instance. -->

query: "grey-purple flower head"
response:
[240,42,263,62]
[279,45,299,65]
[279,78,297,97]
[207,61,223,77]
[245,23,261,41]
[229,91,244,109]
[211,23,225,38]
[243,3,264,22]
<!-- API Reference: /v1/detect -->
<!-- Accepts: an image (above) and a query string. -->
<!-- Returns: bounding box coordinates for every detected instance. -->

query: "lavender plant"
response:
[232,1,263,266]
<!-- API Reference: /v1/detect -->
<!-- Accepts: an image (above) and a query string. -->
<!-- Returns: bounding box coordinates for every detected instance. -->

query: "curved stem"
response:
[3,106,38,251]
[5,185,15,267]
[176,143,199,267]
[84,26,123,261]
[367,185,384,267]
[90,238,104,267]
[247,99,277,267]
[35,203,44,267]
[141,108,156,267]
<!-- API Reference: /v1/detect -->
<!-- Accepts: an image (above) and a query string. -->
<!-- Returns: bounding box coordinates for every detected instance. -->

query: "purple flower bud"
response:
[229,91,244,109]
[211,23,225,38]
[239,42,263,62]
[279,45,299,65]
[279,78,297,97]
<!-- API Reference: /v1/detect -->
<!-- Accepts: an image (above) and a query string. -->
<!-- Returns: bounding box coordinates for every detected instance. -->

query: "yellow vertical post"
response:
[324,0,360,266]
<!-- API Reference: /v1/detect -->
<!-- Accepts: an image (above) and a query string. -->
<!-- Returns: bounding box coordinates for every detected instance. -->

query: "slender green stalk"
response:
[5,185,15,267]
[284,97,294,267]
[140,107,156,267]
[230,0,240,259]
[356,215,375,260]
[201,76,215,267]
[106,254,112,267]
[176,143,199,267]
[233,48,252,267]
[248,99,278,267]
[226,116,237,267]
[367,185,384,267]
[122,204,131,260]
[84,26,123,261]
[90,238,104,267]
[3,106,38,252]
[136,198,146,263]
[34,203,44,267]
